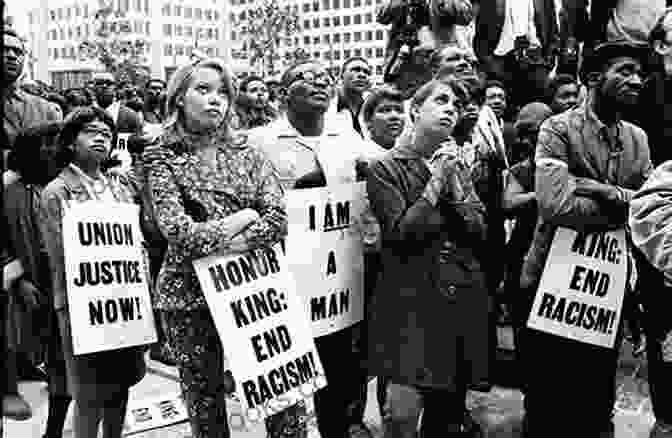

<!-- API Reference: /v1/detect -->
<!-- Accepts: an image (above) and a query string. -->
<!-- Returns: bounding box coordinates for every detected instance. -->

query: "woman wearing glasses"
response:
[39,106,147,438]
[143,58,286,438]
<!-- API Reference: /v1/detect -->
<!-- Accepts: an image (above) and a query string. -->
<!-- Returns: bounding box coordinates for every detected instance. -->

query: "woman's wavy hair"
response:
[56,105,116,166]
[164,57,237,137]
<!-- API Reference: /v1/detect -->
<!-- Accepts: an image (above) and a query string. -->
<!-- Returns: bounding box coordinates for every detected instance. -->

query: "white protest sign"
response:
[111,133,132,172]
[527,227,628,349]
[123,392,188,436]
[285,183,366,337]
[193,244,326,421]
[62,201,157,355]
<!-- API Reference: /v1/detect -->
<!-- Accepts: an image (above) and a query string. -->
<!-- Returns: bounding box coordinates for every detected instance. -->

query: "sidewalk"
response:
[3,341,655,438]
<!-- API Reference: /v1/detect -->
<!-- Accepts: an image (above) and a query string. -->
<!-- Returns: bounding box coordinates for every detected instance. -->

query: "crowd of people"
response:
[5,1,672,438]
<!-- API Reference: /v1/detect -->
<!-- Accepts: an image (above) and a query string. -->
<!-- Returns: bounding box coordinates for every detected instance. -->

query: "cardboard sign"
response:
[111,133,132,172]
[62,201,157,355]
[285,183,367,337]
[527,227,628,349]
[123,392,188,436]
[193,244,326,421]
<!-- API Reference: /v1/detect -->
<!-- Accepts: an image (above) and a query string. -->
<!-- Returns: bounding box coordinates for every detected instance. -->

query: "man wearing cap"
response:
[520,40,652,437]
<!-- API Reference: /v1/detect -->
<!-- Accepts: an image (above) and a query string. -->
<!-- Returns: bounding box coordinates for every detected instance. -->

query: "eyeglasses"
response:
[289,71,333,87]
[81,126,113,139]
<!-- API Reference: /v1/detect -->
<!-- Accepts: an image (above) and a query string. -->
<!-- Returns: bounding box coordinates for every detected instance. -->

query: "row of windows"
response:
[163,44,220,58]
[234,11,381,29]
[50,44,150,60]
[231,29,385,45]
[47,0,151,22]
[48,20,151,41]
[163,24,220,39]
[231,0,383,10]
[161,4,220,21]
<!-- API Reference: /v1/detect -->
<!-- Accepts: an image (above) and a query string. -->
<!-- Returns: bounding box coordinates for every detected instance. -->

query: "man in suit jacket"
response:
[473,0,559,108]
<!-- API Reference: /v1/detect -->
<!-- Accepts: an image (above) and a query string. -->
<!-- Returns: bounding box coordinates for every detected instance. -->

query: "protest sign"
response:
[193,244,326,421]
[62,201,157,355]
[123,392,188,436]
[527,227,628,349]
[285,183,367,337]
[110,133,132,172]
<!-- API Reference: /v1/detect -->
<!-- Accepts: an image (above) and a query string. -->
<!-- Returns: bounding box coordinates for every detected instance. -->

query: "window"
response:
[344,32,351,43]
[344,49,351,58]
[70,47,75,58]
[135,0,142,12]
[231,31,237,40]
[214,29,219,39]
[313,36,320,44]
[344,0,351,7]
[145,0,150,13]
[365,13,373,23]
[323,17,330,27]
[58,8,63,20]
[75,6,80,16]
[185,7,193,18]
[304,19,310,29]
[54,48,58,59]
[163,23,172,36]
[354,31,361,42]
[207,28,214,38]
[303,3,310,12]
[334,0,340,8]
[195,8,203,19]
[176,45,184,55]
[174,5,182,16]
[61,47,67,58]
[239,11,246,19]
[366,0,372,4]
[66,7,71,19]
[323,0,330,9]
[333,16,340,26]
[334,50,341,60]
[85,24,90,37]
[84,4,89,17]
[205,9,213,20]
[354,14,361,24]
[365,48,372,57]
[354,0,361,6]
[334,33,340,43]
[146,22,150,35]
[324,34,330,44]
[175,25,182,36]
[162,4,170,15]
[185,26,193,37]
[376,30,384,40]
[313,18,319,27]
[304,36,310,45]
[376,47,384,57]
[376,65,383,75]
[122,0,130,12]
[313,51,320,59]
[294,37,300,45]
[76,26,82,38]
[354,48,361,57]
[312,1,319,11]
[214,11,219,21]
[343,15,351,25]
[366,31,372,40]
[324,51,331,60]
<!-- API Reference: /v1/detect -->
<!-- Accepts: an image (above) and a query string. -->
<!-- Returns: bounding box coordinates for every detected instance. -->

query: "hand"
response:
[220,209,260,240]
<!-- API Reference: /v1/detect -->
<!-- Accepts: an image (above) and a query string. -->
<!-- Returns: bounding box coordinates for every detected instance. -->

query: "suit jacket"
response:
[473,0,558,61]
[2,87,62,150]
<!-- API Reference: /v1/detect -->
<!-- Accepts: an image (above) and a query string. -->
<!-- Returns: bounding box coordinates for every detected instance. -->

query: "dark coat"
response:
[365,145,490,390]
[473,0,559,61]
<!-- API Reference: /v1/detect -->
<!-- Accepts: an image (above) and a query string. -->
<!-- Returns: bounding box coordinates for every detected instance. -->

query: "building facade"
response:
[228,0,389,79]
[24,0,231,89]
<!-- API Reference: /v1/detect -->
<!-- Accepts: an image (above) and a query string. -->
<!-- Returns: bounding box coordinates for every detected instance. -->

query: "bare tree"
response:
[78,1,150,85]
[233,0,302,76]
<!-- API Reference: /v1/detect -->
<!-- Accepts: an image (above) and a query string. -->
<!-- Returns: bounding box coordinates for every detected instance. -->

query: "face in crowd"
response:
[484,84,507,119]
[598,56,644,108]
[412,81,463,151]
[72,118,114,169]
[93,76,117,108]
[122,85,144,112]
[653,12,672,75]
[145,80,166,106]
[341,59,372,95]
[284,62,334,113]
[367,97,405,149]
[550,82,579,114]
[3,32,25,84]
[241,79,270,110]
[178,66,231,133]
[433,46,475,80]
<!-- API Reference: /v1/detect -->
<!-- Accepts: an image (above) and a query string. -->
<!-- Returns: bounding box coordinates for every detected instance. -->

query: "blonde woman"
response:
[143,58,287,437]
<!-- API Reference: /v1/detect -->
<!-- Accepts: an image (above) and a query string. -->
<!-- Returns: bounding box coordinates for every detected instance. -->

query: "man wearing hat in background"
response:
[519,39,652,437]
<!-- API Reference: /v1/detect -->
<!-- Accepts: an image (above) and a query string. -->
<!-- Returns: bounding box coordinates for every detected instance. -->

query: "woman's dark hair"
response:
[9,122,63,184]
[362,85,404,123]
[239,75,265,93]
[58,105,116,154]
[545,74,577,105]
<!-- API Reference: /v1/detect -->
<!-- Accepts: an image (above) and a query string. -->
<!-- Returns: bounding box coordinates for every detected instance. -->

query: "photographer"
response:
[377,0,474,96]
[473,0,559,109]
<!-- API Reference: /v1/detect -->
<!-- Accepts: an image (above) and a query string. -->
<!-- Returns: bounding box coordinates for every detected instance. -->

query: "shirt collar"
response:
[273,114,342,138]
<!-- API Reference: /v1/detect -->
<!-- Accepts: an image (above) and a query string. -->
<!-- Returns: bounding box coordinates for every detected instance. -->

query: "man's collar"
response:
[274,114,342,138]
